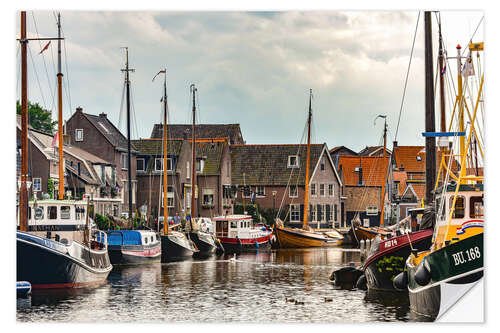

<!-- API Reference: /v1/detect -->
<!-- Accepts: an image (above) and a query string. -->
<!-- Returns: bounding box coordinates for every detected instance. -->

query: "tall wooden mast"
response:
[438,17,446,133]
[162,70,168,235]
[379,118,387,226]
[121,47,134,223]
[57,13,64,200]
[424,11,436,205]
[302,89,312,229]
[190,84,197,226]
[19,11,28,232]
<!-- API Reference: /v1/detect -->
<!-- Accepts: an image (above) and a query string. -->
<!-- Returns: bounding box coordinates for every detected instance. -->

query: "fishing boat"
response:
[273,89,344,248]
[16,12,112,289]
[154,72,198,261]
[102,48,161,265]
[393,13,484,321]
[185,84,219,255]
[213,215,272,252]
[106,230,161,264]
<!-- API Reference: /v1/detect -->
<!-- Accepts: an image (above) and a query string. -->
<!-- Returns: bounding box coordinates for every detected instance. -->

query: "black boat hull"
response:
[108,244,161,265]
[189,232,216,254]
[221,240,271,253]
[16,232,112,289]
[363,229,433,292]
[161,233,197,262]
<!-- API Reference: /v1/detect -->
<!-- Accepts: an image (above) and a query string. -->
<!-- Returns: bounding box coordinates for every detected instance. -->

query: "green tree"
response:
[16,100,57,134]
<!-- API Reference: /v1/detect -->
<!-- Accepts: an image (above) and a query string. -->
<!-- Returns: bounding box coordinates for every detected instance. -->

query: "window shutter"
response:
[326,204,331,222]
[317,204,322,221]
[334,204,338,222]
[300,204,304,222]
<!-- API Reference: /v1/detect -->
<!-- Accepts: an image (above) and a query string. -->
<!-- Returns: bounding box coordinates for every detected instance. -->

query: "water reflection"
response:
[17,247,415,323]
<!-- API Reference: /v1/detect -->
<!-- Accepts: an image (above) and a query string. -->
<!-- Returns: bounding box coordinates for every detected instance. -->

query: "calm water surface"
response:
[17,247,423,323]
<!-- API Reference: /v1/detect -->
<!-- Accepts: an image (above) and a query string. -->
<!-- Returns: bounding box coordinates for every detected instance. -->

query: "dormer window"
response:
[288,155,299,168]
[355,167,361,172]
[196,159,204,173]
[416,156,422,161]
[75,129,83,142]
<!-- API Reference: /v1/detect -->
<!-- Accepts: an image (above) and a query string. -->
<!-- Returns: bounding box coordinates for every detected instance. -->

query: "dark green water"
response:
[17,247,423,323]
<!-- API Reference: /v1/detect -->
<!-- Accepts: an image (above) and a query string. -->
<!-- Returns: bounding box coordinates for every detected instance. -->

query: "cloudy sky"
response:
[15,10,483,152]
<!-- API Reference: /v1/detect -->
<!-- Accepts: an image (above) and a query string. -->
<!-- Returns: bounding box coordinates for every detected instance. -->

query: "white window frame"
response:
[328,183,334,197]
[75,129,84,142]
[121,153,128,170]
[288,155,299,168]
[289,186,298,198]
[320,157,325,171]
[319,183,326,197]
[256,186,265,197]
[290,204,300,222]
[310,204,316,222]
[366,206,378,216]
[136,158,145,172]
[327,204,334,222]
[155,158,163,172]
[33,177,41,192]
[310,183,317,197]
[186,161,190,179]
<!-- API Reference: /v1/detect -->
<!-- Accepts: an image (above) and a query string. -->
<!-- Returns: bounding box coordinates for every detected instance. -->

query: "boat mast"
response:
[303,89,312,229]
[438,16,446,133]
[424,11,436,205]
[19,11,28,232]
[162,70,168,235]
[57,13,64,200]
[190,84,197,227]
[379,118,387,226]
[456,44,465,166]
[121,47,134,223]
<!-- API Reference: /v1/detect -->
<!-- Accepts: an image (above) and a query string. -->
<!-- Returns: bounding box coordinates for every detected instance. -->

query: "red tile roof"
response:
[338,155,390,187]
[393,146,425,172]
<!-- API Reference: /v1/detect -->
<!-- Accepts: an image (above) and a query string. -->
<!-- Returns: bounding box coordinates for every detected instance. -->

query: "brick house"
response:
[132,137,232,220]
[338,155,391,227]
[230,143,344,229]
[65,107,138,216]
[16,116,120,215]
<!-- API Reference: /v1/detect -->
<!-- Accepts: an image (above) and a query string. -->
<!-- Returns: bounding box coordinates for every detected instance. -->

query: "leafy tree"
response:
[16,100,57,134]
[47,178,55,199]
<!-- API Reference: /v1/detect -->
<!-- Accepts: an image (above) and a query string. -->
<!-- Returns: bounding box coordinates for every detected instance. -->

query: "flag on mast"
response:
[39,41,51,54]
[152,69,166,82]
[51,131,58,147]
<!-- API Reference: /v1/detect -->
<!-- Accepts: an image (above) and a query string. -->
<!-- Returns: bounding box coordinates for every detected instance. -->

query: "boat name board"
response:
[383,238,398,250]
[451,246,481,266]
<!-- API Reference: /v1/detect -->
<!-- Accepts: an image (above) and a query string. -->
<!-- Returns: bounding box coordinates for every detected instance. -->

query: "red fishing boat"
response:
[213,215,272,252]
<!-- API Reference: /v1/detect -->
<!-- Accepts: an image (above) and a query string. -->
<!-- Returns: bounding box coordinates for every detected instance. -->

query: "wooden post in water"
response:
[424,11,436,205]
[19,11,28,232]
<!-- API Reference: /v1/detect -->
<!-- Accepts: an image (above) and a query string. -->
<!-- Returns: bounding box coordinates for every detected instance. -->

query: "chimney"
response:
[99,113,107,118]
[183,129,189,140]
[76,106,83,113]
[393,141,398,148]
[358,157,363,186]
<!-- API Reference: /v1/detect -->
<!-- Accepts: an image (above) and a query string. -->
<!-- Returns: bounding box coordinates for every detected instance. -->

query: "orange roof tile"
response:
[338,155,390,187]
[393,146,425,172]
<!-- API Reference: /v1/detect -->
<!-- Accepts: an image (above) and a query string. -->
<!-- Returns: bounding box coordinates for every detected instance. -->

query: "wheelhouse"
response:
[213,215,254,238]
[19,200,88,231]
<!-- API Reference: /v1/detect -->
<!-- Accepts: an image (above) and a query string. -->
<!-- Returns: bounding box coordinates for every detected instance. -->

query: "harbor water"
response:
[17,247,426,323]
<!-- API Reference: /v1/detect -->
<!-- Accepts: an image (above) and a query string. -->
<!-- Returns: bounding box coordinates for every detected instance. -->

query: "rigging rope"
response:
[394,11,420,141]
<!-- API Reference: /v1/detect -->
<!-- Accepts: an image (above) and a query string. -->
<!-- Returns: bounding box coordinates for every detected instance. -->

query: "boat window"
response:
[34,206,44,220]
[145,237,148,244]
[60,206,71,219]
[27,207,31,220]
[151,236,154,243]
[231,221,237,228]
[470,196,484,218]
[75,207,85,220]
[48,206,57,220]
[450,196,465,219]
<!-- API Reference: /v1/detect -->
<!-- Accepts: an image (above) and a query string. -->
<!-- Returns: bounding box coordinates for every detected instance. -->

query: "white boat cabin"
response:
[19,199,88,231]
[213,215,270,240]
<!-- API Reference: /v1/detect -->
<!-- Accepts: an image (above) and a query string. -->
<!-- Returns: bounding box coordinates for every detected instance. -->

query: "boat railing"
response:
[91,229,108,250]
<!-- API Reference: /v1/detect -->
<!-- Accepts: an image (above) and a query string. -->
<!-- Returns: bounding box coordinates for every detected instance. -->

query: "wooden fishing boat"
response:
[273,90,344,248]
[393,13,484,321]
[154,72,198,262]
[16,12,112,290]
[214,215,272,252]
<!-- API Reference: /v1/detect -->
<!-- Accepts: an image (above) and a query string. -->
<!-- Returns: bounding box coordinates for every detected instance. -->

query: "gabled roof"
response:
[150,124,244,144]
[194,140,228,176]
[131,138,183,156]
[329,146,358,156]
[338,155,390,187]
[230,144,334,186]
[359,145,392,156]
[78,110,137,153]
[392,145,425,172]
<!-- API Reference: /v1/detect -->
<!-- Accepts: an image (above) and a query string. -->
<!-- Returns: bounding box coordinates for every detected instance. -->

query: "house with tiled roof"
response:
[65,107,138,216]
[150,123,245,145]
[337,155,392,227]
[131,137,232,220]
[16,115,121,216]
[329,145,358,168]
[230,143,344,229]
[359,145,392,157]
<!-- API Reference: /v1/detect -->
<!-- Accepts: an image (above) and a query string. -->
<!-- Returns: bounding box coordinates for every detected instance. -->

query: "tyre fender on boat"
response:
[393,271,408,290]
[415,261,432,286]
[356,274,367,290]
